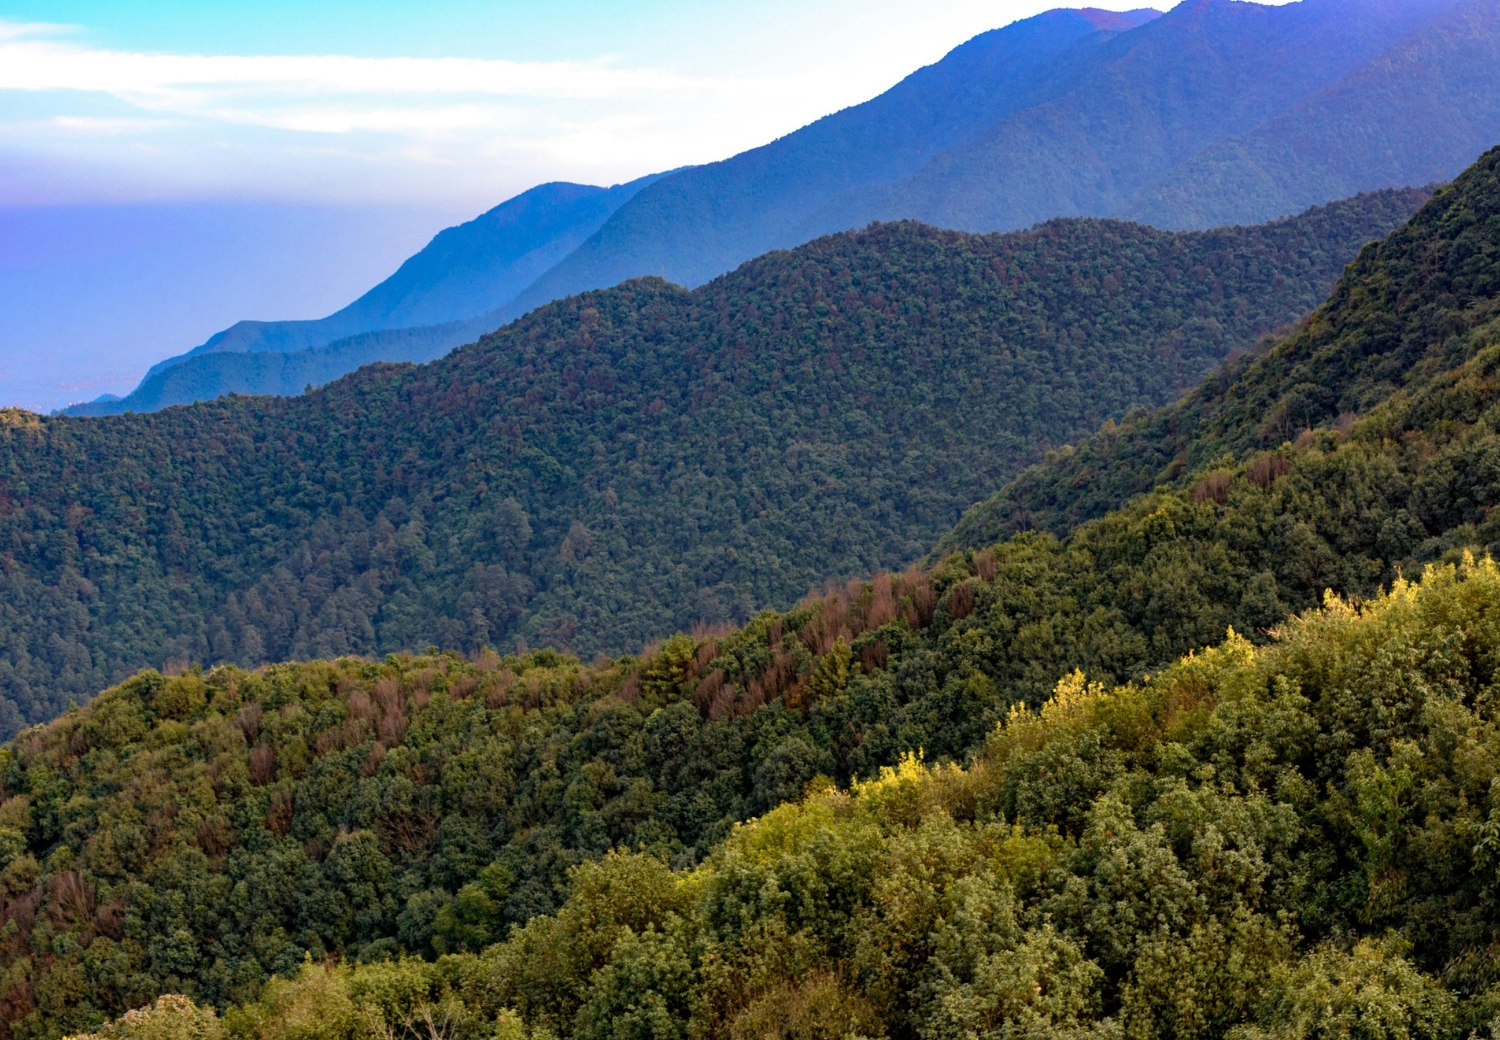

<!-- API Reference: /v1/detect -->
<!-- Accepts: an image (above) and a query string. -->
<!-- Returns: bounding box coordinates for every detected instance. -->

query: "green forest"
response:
[57,557,1500,1040]
[0,145,1499,1038]
[0,189,1426,736]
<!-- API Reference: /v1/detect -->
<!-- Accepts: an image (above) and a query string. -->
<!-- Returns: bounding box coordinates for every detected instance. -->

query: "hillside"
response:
[502,0,1487,318]
[58,560,1500,1040]
[7,142,1500,1040]
[945,142,1500,551]
[871,0,1490,233]
[0,189,1425,735]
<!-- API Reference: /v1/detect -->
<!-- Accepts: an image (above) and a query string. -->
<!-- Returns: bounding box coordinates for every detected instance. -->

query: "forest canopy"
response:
[0,189,1426,736]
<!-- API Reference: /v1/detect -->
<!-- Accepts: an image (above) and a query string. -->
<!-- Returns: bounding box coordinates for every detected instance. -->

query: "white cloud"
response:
[0,16,855,207]
[48,115,183,135]
[0,20,709,110]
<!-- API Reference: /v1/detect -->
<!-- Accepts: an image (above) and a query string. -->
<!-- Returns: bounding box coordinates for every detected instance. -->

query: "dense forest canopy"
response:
[947,145,1500,550]
[43,561,1500,1040]
[0,190,1426,737]
[4,145,1500,1037]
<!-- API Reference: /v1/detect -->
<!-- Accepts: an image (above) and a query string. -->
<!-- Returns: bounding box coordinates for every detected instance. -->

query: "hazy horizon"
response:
[0,0,1297,412]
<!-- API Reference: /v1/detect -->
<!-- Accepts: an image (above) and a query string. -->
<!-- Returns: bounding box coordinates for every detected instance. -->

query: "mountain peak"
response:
[1071,6,1163,31]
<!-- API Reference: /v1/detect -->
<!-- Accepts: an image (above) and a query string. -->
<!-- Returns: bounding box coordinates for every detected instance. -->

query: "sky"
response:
[0,0,1295,412]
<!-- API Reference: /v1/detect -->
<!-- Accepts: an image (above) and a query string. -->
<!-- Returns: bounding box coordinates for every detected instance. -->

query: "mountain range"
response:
[0,188,1426,735]
[66,0,1500,416]
[9,139,1500,1040]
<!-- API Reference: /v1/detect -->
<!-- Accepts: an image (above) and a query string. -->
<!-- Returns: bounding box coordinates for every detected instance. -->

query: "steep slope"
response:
[875,0,1465,233]
[67,176,658,416]
[1126,0,1500,228]
[56,561,1500,1040]
[502,8,1156,311]
[946,142,1500,550]
[0,189,1423,735]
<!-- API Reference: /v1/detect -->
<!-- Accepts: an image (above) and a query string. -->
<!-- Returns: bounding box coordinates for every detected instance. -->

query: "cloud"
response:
[0,19,75,42]
[0,16,850,208]
[0,19,707,113]
[47,115,183,135]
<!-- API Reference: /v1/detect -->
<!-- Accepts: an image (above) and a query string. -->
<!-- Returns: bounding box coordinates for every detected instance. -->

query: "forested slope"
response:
[946,143,1500,551]
[65,559,1500,1040]
[5,147,1500,1038]
[0,190,1421,735]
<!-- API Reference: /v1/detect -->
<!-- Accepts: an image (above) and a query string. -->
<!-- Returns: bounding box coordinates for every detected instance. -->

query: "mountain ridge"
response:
[64,174,662,414]
[0,187,1425,734]
[72,0,1500,416]
[12,143,1500,1040]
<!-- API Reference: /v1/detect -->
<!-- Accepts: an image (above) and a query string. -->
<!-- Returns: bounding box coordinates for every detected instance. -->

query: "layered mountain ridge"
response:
[10,142,1500,1040]
[68,0,1500,416]
[63,177,662,417]
[0,187,1425,735]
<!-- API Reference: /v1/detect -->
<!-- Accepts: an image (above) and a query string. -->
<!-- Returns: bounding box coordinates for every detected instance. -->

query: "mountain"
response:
[944,140,1500,552]
[0,188,1424,736]
[500,7,1160,310]
[1126,0,1500,228]
[63,176,660,416]
[75,0,1500,416]
[499,0,1487,318]
[11,145,1500,1040]
[60,316,498,416]
[868,0,1484,232]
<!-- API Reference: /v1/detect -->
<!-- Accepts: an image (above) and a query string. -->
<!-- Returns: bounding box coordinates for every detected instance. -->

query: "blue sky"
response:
[0,0,1295,412]
[0,0,1281,211]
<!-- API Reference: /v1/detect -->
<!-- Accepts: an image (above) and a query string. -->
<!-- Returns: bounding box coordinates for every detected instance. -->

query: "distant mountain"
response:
[501,7,1160,311]
[0,200,445,414]
[65,176,659,415]
[0,188,1424,734]
[1125,0,1500,228]
[60,318,495,416]
[498,0,1485,316]
[77,0,1500,415]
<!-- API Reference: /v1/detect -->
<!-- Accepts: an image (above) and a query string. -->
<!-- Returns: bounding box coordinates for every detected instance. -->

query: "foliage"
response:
[947,143,1500,549]
[71,560,1500,1039]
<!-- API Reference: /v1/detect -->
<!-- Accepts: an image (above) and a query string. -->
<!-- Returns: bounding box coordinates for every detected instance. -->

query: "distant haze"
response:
[0,0,1295,412]
[0,203,457,411]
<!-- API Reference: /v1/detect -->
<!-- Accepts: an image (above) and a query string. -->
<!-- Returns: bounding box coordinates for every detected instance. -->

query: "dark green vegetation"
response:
[58,560,1500,1040]
[0,189,1425,736]
[9,143,1500,1039]
[77,0,1500,415]
[945,135,1500,550]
